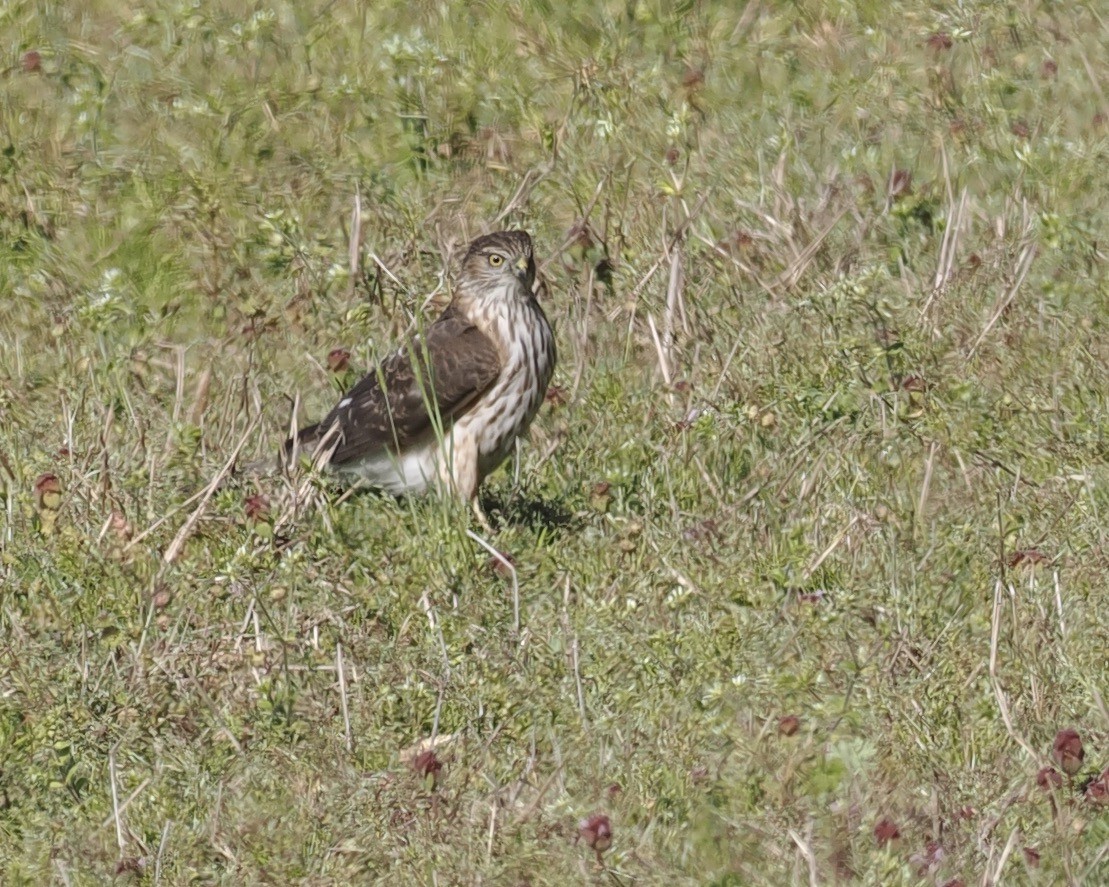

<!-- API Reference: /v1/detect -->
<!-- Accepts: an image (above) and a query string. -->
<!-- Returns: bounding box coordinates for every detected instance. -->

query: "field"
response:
[2,0,1107,883]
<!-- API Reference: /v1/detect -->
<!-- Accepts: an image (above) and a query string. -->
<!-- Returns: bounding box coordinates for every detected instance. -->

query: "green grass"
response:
[2,0,1107,884]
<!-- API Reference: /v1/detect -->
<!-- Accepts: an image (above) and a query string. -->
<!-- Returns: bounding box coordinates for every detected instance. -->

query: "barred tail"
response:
[283,422,322,466]
[282,420,345,472]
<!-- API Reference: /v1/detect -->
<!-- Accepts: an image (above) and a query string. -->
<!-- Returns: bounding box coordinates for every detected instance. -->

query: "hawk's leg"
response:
[471,497,496,535]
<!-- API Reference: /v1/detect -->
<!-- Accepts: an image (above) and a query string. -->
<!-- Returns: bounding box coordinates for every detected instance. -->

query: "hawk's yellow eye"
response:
[488,254,504,267]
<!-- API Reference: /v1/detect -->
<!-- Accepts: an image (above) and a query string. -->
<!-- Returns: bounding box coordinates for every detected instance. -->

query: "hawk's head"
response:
[459,230,537,297]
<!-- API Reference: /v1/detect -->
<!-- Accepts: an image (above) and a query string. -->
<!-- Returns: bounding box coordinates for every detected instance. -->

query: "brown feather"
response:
[284,229,554,501]
[288,305,502,465]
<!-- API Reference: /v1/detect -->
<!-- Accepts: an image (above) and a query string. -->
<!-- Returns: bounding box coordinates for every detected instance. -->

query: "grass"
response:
[2,0,1107,883]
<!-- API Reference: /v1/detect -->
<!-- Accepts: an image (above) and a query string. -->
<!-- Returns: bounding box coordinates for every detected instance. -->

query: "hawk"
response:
[285,230,556,520]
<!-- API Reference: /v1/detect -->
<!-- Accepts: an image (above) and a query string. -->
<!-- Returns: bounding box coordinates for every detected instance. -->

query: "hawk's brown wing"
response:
[288,305,502,465]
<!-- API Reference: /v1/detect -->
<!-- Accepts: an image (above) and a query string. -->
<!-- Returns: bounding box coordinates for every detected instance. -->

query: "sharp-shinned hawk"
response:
[285,230,556,519]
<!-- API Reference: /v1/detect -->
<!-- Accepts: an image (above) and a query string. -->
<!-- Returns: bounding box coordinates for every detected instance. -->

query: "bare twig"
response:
[663,231,688,345]
[541,176,608,273]
[614,192,709,323]
[100,777,151,831]
[922,180,968,316]
[336,642,353,753]
[419,589,452,677]
[569,262,596,402]
[188,366,212,428]
[774,207,848,290]
[787,824,820,887]
[161,416,261,563]
[984,825,1020,886]
[467,528,520,633]
[645,313,672,387]
[918,440,938,521]
[803,516,859,580]
[988,580,1040,762]
[154,820,172,885]
[349,187,363,282]
[492,163,555,226]
[561,576,587,725]
[1052,570,1067,642]
[486,801,498,862]
[109,743,126,855]
[968,241,1036,358]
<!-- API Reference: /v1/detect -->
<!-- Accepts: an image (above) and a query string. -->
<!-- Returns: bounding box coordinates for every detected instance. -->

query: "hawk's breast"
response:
[453,297,555,483]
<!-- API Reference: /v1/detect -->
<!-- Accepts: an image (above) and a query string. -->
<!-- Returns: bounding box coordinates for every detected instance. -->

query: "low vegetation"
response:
[1,1,1106,883]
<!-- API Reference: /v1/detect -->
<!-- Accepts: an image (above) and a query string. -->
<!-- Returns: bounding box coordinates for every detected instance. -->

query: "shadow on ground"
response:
[481,490,578,535]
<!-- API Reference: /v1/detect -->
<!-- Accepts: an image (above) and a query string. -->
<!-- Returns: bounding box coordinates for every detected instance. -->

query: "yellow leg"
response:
[471,497,495,535]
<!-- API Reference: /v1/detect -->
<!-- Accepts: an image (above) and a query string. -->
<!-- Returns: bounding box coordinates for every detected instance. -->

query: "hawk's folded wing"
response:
[288,306,502,465]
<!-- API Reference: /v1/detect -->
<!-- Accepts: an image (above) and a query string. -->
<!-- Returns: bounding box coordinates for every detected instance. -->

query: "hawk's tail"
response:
[230,424,329,481]
[282,422,322,464]
[282,421,344,472]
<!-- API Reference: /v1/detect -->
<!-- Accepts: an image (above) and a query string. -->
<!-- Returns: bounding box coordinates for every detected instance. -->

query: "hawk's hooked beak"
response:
[513,255,530,282]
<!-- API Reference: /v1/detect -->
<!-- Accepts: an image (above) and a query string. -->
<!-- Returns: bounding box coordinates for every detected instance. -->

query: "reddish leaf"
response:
[1007,549,1049,569]
[889,169,913,199]
[1084,768,1109,805]
[578,813,613,854]
[244,493,270,522]
[411,750,442,788]
[926,32,953,51]
[486,551,516,579]
[1052,728,1084,776]
[874,817,900,846]
[1036,766,1063,790]
[327,348,351,372]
